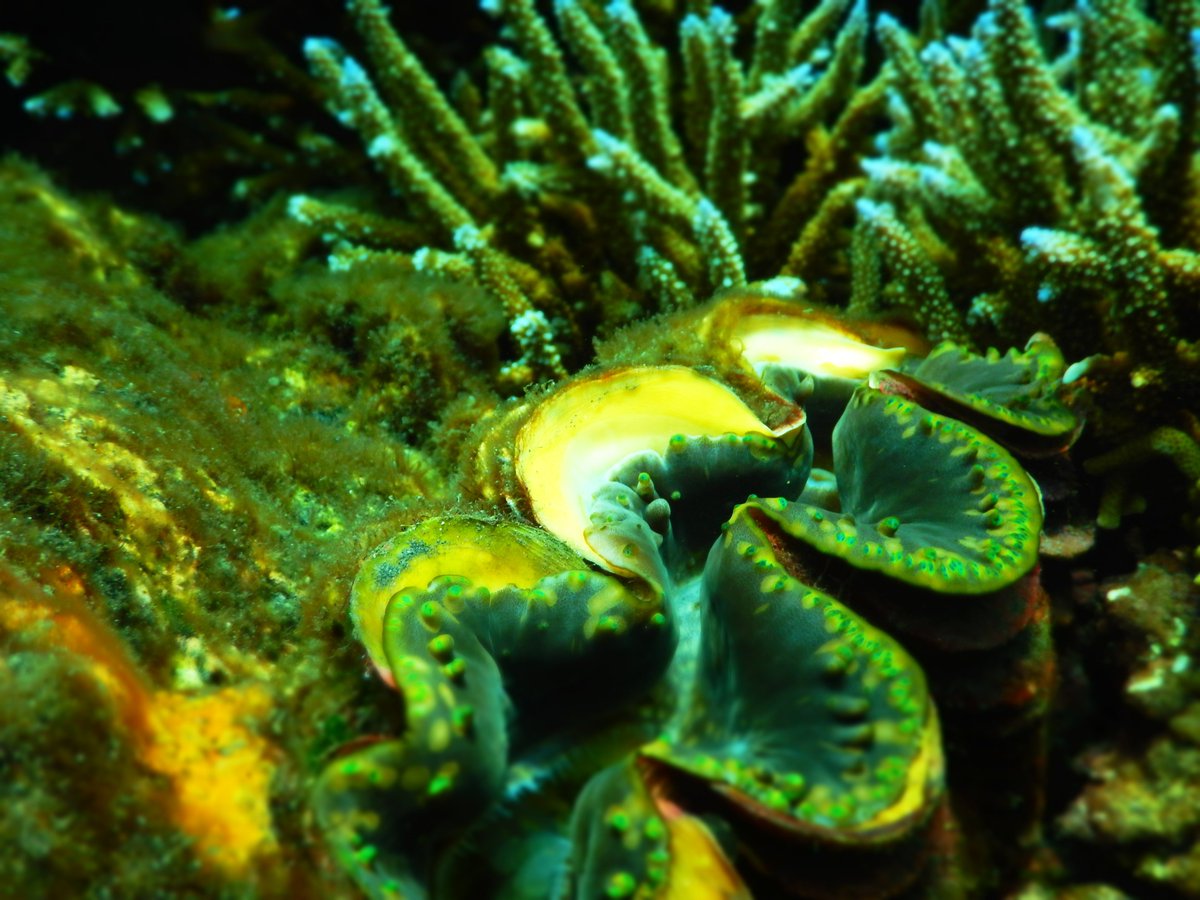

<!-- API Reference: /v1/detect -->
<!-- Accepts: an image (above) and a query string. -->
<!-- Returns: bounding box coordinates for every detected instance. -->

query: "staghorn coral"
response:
[862,0,1199,359]
[287,0,876,390]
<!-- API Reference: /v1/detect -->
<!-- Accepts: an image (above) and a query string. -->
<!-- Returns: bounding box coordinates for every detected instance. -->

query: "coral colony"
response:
[1,0,1198,896]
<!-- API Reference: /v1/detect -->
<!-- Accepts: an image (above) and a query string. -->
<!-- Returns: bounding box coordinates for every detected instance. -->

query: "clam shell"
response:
[513,366,776,577]
[352,516,582,682]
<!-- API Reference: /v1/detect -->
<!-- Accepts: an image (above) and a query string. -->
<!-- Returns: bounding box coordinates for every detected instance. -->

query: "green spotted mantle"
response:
[643,502,942,837]
[316,521,677,899]
[753,385,1043,593]
[883,335,1080,452]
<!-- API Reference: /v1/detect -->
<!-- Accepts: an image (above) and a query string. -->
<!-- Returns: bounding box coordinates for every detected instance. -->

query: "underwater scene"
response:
[1,0,1198,896]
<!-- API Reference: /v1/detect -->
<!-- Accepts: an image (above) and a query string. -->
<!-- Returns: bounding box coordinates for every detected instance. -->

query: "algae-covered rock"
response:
[0,158,472,894]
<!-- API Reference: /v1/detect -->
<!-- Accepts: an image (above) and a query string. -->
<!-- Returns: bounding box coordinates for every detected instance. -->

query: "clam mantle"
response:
[317,301,1072,898]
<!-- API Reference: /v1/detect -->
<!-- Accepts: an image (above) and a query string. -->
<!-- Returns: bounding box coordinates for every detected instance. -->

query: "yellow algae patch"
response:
[0,568,280,881]
[14,168,137,282]
[143,685,281,877]
[0,568,151,737]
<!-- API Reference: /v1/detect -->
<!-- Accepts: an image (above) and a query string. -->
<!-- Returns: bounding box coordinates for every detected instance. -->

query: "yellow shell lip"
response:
[733,312,907,381]
[702,296,913,383]
[514,366,775,576]
[350,516,584,682]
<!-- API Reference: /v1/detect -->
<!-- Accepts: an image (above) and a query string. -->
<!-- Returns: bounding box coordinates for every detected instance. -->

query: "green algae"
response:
[0,158,468,895]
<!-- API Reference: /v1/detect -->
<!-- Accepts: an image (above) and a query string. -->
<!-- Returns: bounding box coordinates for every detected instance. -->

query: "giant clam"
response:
[317,296,1079,897]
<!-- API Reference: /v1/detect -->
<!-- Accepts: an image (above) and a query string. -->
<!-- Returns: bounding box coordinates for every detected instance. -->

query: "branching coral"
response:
[8,0,1200,896]
[861,0,1199,364]
[1085,425,1200,532]
[292,0,875,390]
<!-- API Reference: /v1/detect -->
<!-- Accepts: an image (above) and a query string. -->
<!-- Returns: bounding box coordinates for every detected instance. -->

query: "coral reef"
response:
[1,0,1198,896]
[0,158,459,893]
[1050,554,1200,896]
[288,0,876,390]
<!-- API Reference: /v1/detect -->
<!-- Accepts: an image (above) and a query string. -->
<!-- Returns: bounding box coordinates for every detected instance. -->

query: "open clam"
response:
[510,366,811,587]
[701,295,919,441]
[705,295,912,382]
[752,385,1045,652]
[637,502,945,898]
[320,314,1066,896]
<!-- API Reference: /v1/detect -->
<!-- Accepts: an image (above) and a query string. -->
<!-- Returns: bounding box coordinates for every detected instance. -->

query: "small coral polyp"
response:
[318,304,1075,898]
